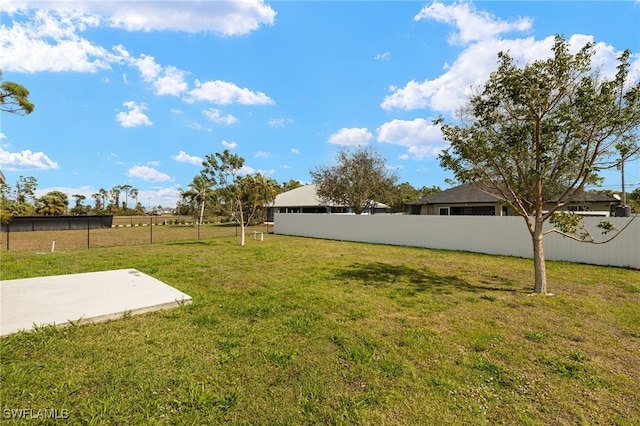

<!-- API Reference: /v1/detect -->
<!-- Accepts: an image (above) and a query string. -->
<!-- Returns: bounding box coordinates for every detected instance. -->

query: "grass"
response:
[1,233,639,424]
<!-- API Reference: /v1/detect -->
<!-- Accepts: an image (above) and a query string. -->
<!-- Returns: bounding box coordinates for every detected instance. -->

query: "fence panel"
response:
[274,214,639,269]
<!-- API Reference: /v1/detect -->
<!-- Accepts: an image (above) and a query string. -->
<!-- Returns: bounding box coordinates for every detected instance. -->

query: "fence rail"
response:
[274,213,640,269]
[1,222,273,252]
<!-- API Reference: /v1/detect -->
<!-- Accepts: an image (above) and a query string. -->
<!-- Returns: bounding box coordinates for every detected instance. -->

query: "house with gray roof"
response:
[412,183,619,216]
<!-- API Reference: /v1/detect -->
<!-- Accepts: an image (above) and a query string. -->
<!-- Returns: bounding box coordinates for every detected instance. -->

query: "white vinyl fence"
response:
[274,213,639,269]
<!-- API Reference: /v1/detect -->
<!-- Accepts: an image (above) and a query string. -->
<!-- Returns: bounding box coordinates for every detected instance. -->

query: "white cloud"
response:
[0,2,275,74]
[188,122,212,132]
[415,1,532,45]
[99,1,275,35]
[0,147,58,170]
[239,165,256,175]
[374,52,391,61]
[172,150,203,166]
[254,151,269,158]
[202,108,238,125]
[376,118,447,159]
[154,66,188,96]
[221,140,238,149]
[127,165,172,182]
[328,127,372,146]
[0,133,6,139]
[381,34,631,114]
[290,148,300,154]
[2,1,276,36]
[116,101,152,128]
[268,117,292,127]
[135,185,182,209]
[385,2,639,114]
[0,9,122,73]
[188,80,274,105]
[132,54,161,82]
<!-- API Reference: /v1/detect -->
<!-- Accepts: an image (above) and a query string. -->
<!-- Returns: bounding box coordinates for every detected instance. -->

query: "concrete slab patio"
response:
[0,269,192,337]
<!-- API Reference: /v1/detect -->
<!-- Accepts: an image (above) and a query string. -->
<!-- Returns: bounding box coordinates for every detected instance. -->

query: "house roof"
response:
[272,184,327,208]
[416,183,502,205]
[272,184,390,209]
[414,182,619,205]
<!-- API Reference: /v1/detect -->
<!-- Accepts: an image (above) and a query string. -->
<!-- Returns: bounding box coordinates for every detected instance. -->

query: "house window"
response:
[450,206,496,216]
[568,205,589,212]
[439,207,450,216]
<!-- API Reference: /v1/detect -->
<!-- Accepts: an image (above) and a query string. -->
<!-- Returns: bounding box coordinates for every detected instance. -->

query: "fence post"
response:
[150,215,153,244]
[6,221,9,251]
[87,218,90,249]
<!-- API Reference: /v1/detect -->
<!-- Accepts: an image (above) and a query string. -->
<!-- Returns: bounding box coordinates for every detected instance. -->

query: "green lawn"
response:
[1,234,639,424]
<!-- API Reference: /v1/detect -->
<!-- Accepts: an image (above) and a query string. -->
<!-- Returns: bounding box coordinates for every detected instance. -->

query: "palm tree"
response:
[120,184,132,209]
[71,194,86,215]
[186,175,214,225]
[91,192,103,211]
[110,186,122,213]
[98,188,109,210]
[129,187,139,211]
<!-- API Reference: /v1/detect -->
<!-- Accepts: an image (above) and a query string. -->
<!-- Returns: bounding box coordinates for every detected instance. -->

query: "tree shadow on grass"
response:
[333,262,521,294]
[165,240,220,247]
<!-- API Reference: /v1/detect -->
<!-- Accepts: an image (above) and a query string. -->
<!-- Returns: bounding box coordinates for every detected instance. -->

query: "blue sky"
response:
[1,0,639,209]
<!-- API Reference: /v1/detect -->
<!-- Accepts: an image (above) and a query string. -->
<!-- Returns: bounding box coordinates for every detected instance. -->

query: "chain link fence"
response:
[1,215,273,251]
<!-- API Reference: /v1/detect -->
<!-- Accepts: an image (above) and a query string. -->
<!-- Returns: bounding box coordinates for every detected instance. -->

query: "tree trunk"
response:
[239,203,245,247]
[199,200,205,225]
[532,221,547,294]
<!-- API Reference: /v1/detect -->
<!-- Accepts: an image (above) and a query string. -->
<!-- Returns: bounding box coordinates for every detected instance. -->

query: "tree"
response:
[129,188,139,211]
[98,188,109,211]
[36,191,68,215]
[201,150,278,246]
[235,173,280,225]
[438,36,640,294]
[109,186,122,212]
[120,184,133,210]
[628,187,640,213]
[91,193,103,211]
[183,175,214,225]
[0,70,34,115]
[310,147,398,214]
[70,194,87,215]
[0,176,37,218]
[281,179,303,193]
[613,138,639,209]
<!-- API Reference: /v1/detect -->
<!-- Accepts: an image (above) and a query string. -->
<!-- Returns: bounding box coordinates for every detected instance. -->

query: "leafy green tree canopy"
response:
[0,70,34,115]
[36,191,69,215]
[438,35,640,294]
[310,147,398,214]
[201,150,278,246]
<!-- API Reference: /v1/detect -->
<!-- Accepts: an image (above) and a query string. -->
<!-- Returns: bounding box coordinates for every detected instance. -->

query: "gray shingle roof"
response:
[414,182,619,205]
[416,183,502,205]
